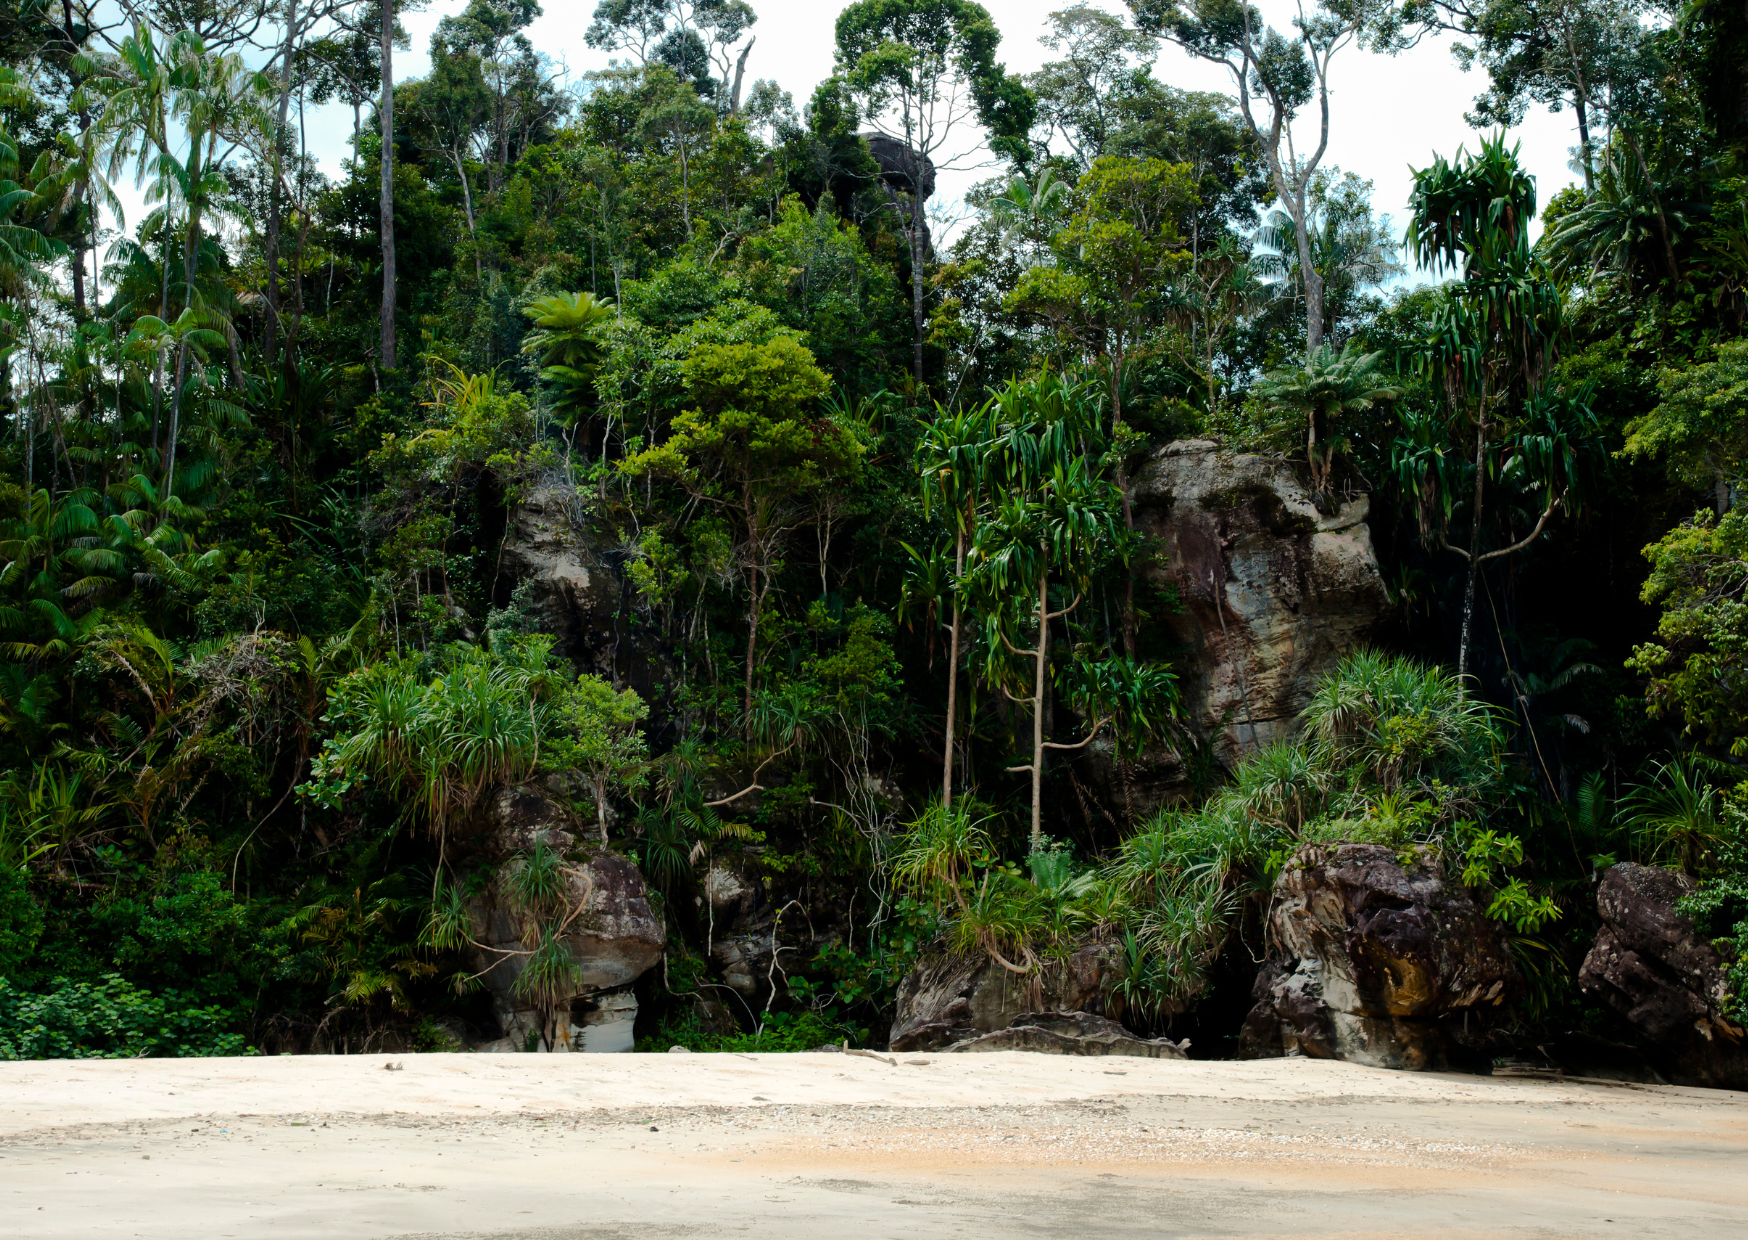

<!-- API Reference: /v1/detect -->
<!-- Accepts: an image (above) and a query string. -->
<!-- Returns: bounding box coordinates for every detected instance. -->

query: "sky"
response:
[117,0,1589,285]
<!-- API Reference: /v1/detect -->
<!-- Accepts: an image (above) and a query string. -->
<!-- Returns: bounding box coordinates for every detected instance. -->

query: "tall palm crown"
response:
[520,291,616,451]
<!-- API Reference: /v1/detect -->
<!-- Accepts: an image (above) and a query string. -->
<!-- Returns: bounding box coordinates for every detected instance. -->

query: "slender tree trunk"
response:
[61,0,87,320]
[164,344,188,498]
[1029,566,1050,852]
[266,0,299,372]
[452,149,481,279]
[379,0,396,372]
[1574,98,1595,194]
[1302,240,1325,353]
[1562,19,1597,194]
[150,345,164,461]
[744,558,760,732]
[166,136,204,497]
[679,141,691,237]
[1458,410,1487,684]
[910,176,926,391]
[942,523,964,807]
[728,38,754,114]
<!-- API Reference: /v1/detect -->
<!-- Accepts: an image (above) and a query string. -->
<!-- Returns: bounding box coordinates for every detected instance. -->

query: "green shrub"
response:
[0,869,42,977]
[0,975,253,1059]
[637,1006,858,1053]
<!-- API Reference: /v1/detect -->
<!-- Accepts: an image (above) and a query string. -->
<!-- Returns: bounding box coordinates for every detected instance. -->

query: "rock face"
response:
[497,484,625,680]
[860,132,935,201]
[946,1010,1188,1058]
[889,940,1120,1052]
[465,783,664,1052]
[1110,441,1390,807]
[1579,863,1748,1090]
[1239,844,1518,1071]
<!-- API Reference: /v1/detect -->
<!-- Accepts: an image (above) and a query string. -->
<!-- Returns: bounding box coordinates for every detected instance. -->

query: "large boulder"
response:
[1102,441,1390,809]
[946,1010,1189,1058]
[1579,863,1748,1090]
[889,939,1121,1052]
[465,783,664,1052]
[1239,843,1518,1071]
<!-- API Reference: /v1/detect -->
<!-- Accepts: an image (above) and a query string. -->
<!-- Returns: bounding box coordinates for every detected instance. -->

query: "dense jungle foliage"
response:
[1,0,1747,1060]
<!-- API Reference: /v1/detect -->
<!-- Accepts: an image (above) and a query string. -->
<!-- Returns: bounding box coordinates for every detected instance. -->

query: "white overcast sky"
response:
[112,0,1586,285]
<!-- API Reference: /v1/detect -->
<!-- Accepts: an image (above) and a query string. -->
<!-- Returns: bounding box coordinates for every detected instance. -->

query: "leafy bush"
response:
[887,652,1555,1022]
[1677,806,1748,1025]
[0,975,253,1060]
[0,868,42,977]
[638,1006,858,1054]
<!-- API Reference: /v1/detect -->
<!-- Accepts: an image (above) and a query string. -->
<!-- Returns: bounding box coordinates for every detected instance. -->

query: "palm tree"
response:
[520,291,615,467]
[0,489,122,660]
[1406,136,1567,682]
[124,310,228,497]
[1542,143,1688,290]
[989,167,1070,266]
[1252,342,1402,509]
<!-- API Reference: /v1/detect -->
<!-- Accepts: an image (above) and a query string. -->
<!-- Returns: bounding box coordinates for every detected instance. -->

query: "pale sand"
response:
[2,1051,1744,1238]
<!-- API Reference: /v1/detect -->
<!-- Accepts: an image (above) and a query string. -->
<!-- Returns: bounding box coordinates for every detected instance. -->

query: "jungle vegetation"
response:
[0,0,1746,1057]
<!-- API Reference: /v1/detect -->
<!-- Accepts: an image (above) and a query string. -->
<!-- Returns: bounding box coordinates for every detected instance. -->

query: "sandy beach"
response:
[1,1051,1743,1238]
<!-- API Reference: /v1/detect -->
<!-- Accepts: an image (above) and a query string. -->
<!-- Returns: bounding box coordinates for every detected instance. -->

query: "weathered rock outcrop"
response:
[860,132,934,201]
[1103,441,1390,807]
[497,484,625,680]
[889,940,1120,1052]
[946,1010,1188,1058]
[1239,844,1518,1071]
[1579,863,1747,1090]
[465,783,664,1052]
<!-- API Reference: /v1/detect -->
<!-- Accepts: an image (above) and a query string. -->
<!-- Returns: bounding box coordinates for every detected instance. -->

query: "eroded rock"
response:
[497,484,624,679]
[1579,863,1747,1090]
[860,132,935,201]
[1239,843,1517,1071]
[947,1010,1188,1058]
[465,782,664,1051]
[1095,442,1390,809]
[889,939,1119,1053]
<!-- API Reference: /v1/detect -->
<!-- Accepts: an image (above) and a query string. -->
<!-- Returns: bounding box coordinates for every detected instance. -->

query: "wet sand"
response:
[1,1051,1744,1238]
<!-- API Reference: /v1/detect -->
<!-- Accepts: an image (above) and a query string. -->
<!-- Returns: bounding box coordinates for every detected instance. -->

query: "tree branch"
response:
[1444,496,1562,564]
[1042,718,1110,752]
[703,742,795,808]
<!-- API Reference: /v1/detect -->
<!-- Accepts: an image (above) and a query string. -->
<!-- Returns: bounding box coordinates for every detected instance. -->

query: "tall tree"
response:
[1402,135,1581,681]
[1005,154,1196,654]
[379,0,397,372]
[834,0,1034,391]
[1026,3,1156,168]
[965,374,1175,849]
[620,331,860,724]
[585,0,759,112]
[1129,0,1406,353]
[1426,0,1652,192]
[431,0,546,192]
